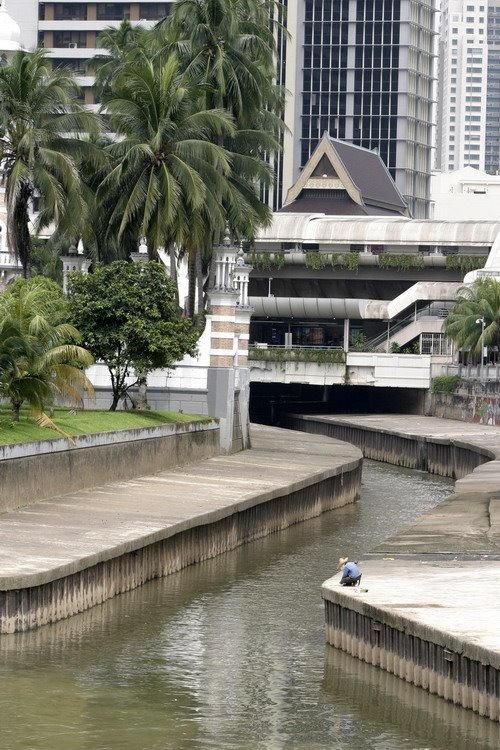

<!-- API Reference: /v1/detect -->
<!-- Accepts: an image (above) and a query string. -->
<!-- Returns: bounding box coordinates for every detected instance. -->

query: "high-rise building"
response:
[486,0,500,174]
[10,1,436,218]
[281,1,437,219]
[436,1,488,173]
[29,3,173,107]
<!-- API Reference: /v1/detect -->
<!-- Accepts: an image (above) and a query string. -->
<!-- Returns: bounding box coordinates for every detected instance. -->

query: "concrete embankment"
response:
[285,414,500,722]
[0,419,220,513]
[0,425,362,633]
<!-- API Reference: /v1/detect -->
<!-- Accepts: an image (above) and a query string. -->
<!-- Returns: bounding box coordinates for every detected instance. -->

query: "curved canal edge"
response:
[0,425,362,634]
[285,413,500,723]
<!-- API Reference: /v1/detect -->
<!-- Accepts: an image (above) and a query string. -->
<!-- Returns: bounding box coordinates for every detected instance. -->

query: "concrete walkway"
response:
[0,424,362,591]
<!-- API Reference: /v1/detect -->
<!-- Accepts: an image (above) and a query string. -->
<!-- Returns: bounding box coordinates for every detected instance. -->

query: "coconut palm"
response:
[0,278,95,422]
[444,278,500,358]
[0,49,101,277]
[99,54,234,271]
[162,0,281,128]
[92,19,150,100]
[155,0,282,313]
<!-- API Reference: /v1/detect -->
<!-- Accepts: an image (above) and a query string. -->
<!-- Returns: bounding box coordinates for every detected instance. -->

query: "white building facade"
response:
[430,165,500,218]
[436,0,488,172]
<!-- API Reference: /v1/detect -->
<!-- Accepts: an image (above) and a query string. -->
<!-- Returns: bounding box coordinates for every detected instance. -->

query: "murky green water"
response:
[1,461,499,750]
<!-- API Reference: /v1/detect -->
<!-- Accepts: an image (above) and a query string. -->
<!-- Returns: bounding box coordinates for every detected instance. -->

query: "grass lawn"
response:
[0,407,210,446]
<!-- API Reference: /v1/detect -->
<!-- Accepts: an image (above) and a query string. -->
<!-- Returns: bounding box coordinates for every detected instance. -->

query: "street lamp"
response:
[476,317,485,381]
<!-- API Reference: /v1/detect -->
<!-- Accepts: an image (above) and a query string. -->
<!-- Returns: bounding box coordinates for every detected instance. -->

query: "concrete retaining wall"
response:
[430,380,500,426]
[0,420,220,512]
[0,463,361,632]
[323,595,500,722]
[283,414,492,479]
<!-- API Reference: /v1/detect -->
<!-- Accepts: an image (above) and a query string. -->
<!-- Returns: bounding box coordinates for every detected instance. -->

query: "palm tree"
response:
[0,49,101,277]
[92,19,150,100]
[0,278,94,422]
[156,0,282,313]
[162,0,281,127]
[99,54,234,276]
[444,278,500,359]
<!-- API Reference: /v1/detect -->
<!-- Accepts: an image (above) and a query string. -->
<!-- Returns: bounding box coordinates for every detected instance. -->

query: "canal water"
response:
[2,460,500,750]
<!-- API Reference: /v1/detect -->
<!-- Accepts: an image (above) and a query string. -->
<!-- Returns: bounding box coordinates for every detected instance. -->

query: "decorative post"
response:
[206,230,253,453]
[130,237,149,265]
[61,239,90,294]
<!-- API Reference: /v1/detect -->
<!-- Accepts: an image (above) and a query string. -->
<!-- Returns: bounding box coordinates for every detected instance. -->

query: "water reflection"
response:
[1,461,499,749]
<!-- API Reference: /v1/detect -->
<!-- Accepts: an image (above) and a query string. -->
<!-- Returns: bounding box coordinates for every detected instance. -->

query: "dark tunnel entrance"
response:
[249,382,428,426]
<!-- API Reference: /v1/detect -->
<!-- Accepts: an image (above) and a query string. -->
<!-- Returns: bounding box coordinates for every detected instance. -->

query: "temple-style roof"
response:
[256,213,500,247]
[281,134,409,217]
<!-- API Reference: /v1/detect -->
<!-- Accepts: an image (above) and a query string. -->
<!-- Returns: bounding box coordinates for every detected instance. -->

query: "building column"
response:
[343,318,350,352]
[207,235,253,453]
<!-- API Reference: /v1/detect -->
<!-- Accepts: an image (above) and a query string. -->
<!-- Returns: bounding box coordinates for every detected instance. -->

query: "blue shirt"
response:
[343,561,361,578]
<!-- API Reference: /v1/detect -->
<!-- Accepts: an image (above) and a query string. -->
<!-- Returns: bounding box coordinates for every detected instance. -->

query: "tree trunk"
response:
[187,252,197,318]
[11,399,21,422]
[134,373,149,410]
[8,186,32,278]
[168,244,179,308]
[196,248,204,319]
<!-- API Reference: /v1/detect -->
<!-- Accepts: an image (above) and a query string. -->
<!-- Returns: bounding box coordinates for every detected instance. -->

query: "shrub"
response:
[445,255,486,273]
[378,253,425,270]
[432,375,460,394]
[250,252,285,270]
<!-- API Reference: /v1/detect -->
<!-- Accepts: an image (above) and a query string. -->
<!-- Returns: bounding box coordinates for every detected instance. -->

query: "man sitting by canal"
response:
[337,557,362,586]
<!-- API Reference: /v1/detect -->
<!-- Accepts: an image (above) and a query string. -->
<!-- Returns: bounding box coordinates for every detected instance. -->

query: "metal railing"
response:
[367,303,452,351]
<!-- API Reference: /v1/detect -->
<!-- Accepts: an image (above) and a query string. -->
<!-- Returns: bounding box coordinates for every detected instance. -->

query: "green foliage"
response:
[250,252,285,270]
[331,252,359,271]
[0,49,101,277]
[432,375,460,394]
[0,277,94,425]
[248,347,345,365]
[351,331,373,352]
[444,278,500,354]
[304,252,359,271]
[445,255,487,273]
[304,252,328,270]
[68,261,199,410]
[378,253,425,270]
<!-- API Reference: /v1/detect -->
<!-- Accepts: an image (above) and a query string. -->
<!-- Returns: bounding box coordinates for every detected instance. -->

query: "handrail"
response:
[368,303,451,350]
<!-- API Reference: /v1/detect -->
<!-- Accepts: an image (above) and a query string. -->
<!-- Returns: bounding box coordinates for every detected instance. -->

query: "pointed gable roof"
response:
[282,134,409,217]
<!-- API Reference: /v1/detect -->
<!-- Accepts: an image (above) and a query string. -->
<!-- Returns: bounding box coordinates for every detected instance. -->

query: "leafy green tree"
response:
[67,261,199,410]
[0,50,101,277]
[444,278,500,358]
[0,277,94,423]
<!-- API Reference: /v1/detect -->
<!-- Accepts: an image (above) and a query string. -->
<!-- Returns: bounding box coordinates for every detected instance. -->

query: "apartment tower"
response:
[436,1,488,172]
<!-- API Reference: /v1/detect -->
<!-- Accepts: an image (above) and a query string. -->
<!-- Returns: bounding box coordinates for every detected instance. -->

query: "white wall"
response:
[431,168,500,219]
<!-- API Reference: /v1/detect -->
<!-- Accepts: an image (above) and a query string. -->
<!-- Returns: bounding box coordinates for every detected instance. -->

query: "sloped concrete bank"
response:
[0,419,220,513]
[284,414,500,722]
[0,426,362,633]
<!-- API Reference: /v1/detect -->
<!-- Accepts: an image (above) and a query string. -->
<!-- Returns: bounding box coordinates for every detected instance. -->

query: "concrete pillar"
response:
[343,318,350,352]
[60,240,90,294]
[207,234,253,453]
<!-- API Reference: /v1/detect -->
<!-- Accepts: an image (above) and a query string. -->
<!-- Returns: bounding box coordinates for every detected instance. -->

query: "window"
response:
[54,3,87,20]
[96,4,131,21]
[53,31,87,48]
